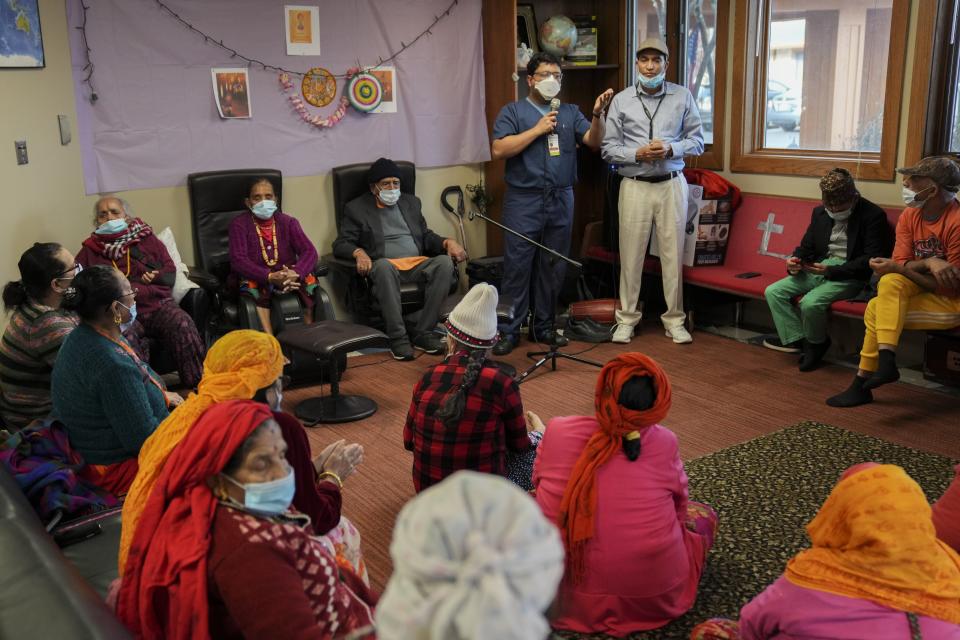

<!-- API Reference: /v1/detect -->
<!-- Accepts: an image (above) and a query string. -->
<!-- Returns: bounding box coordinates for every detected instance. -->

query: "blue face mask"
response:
[637,71,666,90]
[223,468,295,516]
[95,218,129,235]
[378,187,401,206]
[251,199,278,220]
[117,300,137,333]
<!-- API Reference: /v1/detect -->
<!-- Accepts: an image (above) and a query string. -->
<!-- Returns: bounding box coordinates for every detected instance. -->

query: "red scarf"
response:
[557,353,672,581]
[83,217,153,260]
[116,400,272,639]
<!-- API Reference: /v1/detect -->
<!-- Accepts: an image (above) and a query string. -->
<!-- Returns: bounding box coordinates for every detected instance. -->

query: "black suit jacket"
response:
[332,192,447,261]
[793,197,893,281]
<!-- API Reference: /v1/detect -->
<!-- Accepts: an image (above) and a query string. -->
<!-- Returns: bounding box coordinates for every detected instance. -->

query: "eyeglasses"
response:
[57,263,82,280]
[117,288,139,300]
[378,179,401,189]
[533,71,563,81]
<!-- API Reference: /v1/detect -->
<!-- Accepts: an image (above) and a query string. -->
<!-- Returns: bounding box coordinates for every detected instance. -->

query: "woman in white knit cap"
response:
[403,283,543,493]
[376,470,565,640]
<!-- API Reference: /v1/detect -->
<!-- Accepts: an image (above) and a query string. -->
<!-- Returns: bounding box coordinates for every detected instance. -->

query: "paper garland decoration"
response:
[301,67,337,107]
[347,73,383,112]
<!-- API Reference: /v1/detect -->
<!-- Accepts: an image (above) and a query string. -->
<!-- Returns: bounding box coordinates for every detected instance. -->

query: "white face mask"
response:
[535,77,560,100]
[825,207,853,222]
[902,185,934,208]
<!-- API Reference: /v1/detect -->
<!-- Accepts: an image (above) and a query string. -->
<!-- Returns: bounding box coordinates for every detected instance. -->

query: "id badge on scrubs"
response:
[547,133,560,157]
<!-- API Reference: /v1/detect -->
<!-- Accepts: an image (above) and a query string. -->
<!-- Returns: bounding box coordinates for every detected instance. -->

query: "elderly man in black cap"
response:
[762,168,891,371]
[333,157,467,360]
[828,155,960,407]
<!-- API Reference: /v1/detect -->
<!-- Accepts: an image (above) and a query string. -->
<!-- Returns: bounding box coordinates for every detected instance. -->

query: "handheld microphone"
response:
[549,98,560,112]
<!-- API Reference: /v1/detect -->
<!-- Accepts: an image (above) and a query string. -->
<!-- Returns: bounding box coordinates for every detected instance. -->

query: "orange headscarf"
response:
[118,330,284,574]
[785,464,960,624]
[557,352,672,581]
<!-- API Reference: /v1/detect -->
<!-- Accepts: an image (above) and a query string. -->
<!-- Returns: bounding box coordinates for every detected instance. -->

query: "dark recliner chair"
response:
[0,468,129,638]
[186,168,343,383]
[324,161,458,329]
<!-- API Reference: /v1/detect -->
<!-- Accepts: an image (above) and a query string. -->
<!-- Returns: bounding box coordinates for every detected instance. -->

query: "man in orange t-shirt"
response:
[828,156,960,407]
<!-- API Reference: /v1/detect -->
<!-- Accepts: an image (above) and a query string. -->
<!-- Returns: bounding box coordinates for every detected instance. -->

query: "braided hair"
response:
[434,344,488,430]
[617,376,656,461]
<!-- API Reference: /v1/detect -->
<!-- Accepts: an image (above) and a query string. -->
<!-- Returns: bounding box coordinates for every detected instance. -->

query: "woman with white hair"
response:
[75,195,205,387]
[376,470,565,640]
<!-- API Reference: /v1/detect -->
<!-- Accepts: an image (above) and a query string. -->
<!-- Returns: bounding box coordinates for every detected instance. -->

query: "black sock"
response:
[863,350,899,390]
[826,375,873,408]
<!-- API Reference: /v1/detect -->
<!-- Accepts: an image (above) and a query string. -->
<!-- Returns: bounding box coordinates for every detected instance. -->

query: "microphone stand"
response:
[443,187,602,384]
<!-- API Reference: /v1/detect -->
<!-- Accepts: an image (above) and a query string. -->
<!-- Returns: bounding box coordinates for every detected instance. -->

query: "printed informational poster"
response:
[285,5,321,56]
[370,66,398,113]
[212,68,252,119]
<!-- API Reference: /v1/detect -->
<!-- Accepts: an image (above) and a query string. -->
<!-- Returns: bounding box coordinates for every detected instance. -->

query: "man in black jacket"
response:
[332,158,467,360]
[762,168,893,371]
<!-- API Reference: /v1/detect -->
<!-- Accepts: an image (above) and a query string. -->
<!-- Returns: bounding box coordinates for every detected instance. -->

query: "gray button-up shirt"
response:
[601,81,704,177]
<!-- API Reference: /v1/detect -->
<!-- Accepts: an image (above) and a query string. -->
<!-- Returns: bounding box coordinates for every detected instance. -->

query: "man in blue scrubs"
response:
[490,52,613,355]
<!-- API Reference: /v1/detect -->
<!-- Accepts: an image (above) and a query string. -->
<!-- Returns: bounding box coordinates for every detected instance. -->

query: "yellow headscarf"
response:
[785,464,960,624]
[117,330,284,574]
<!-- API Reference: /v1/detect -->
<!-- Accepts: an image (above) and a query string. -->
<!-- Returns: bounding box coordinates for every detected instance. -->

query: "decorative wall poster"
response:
[301,67,336,107]
[284,5,321,56]
[1,0,44,68]
[212,68,252,118]
[347,72,383,112]
[370,66,397,114]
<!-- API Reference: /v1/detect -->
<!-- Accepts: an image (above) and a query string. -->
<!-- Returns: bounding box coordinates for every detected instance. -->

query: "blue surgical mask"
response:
[378,187,401,207]
[95,218,129,235]
[223,468,295,516]
[251,199,278,220]
[117,300,137,333]
[637,72,666,91]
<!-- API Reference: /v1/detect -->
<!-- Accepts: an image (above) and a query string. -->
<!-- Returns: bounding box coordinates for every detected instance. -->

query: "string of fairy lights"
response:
[75,0,460,103]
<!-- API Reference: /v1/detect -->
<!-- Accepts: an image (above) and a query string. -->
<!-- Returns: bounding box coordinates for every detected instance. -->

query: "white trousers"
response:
[616,174,688,330]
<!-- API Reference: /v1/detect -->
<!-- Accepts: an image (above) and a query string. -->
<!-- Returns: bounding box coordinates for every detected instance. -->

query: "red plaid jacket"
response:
[404,352,529,492]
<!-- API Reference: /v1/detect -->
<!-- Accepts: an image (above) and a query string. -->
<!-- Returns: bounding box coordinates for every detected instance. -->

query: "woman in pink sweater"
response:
[532,353,717,637]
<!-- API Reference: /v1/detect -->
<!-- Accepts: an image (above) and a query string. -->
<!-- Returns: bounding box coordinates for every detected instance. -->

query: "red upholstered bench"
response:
[584,193,901,320]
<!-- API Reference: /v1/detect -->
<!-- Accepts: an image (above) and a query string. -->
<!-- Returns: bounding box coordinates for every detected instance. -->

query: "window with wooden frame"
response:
[731,0,909,180]
[631,0,728,170]
[906,0,960,164]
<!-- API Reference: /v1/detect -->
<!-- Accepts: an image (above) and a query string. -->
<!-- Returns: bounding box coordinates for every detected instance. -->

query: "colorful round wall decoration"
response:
[301,67,337,107]
[347,73,383,112]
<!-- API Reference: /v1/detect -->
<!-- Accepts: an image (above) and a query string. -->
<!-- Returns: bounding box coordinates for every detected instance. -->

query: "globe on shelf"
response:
[539,15,578,57]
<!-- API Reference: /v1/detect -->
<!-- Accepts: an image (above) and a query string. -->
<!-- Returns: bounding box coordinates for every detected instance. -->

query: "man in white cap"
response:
[601,37,704,345]
[375,470,565,640]
[403,284,542,493]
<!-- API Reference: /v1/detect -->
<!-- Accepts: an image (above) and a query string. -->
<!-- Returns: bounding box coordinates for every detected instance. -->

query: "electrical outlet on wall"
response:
[15,141,28,165]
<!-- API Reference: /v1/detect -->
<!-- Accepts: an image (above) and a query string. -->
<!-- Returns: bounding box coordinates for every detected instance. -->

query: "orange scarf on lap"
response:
[557,353,672,581]
[785,464,960,624]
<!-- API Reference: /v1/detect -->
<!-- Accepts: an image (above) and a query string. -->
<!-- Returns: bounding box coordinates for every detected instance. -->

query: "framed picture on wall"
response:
[212,68,252,119]
[1,0,45,68]
[517,4,538,53]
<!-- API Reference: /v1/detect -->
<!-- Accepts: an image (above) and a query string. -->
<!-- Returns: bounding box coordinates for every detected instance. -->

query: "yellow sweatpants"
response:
[859,273,960,372]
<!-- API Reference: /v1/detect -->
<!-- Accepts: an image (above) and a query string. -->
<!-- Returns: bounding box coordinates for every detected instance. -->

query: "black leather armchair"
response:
[186,168,343,384]
[187,168,334,333]
[0,468,129,638]
[325,161,457,329]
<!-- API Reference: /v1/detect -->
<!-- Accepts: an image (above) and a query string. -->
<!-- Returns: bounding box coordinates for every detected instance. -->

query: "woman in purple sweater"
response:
[228,177,319,335]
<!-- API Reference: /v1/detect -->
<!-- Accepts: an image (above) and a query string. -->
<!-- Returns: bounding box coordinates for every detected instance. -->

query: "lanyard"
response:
[93,326,168,401]
[636,91,665,141]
